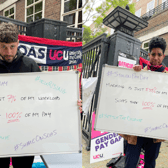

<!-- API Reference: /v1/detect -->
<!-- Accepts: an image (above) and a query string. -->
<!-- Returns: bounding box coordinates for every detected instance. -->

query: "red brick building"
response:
[133,0,168,58]
[0,0,82,28]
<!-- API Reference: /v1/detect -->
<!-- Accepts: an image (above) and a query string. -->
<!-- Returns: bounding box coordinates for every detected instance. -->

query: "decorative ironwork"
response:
[141,0,168,21]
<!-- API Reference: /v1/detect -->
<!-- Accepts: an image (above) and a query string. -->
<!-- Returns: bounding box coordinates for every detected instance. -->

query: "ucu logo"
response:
[93,154,103,159]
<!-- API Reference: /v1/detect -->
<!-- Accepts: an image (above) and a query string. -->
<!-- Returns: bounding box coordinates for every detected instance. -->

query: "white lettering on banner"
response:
[95,65,168,140]
[68,50,82,65]
[18,43,47,64]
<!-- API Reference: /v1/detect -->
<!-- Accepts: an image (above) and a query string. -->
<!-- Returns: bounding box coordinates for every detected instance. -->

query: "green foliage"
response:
[94,0,136,26]
[83,0,136,45]
[82,25,93,45]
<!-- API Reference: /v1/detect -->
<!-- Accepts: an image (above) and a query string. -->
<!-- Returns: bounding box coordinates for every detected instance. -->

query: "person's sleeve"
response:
[31,61,41,72]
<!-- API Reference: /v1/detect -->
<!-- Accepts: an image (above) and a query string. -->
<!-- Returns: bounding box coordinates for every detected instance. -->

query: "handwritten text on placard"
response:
[95,65,168,140]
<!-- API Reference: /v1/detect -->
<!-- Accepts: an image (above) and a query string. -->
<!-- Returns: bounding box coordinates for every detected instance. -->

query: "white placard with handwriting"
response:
[0,71,81,157]
[82,77,98,115]
[95,64,168,140]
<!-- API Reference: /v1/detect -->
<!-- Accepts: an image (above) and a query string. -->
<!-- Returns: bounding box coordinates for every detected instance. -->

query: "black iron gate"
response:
[82,33,109,150]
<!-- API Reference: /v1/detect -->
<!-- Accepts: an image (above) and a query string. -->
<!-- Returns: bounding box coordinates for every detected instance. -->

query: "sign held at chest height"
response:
[95,65,168,140]
[0,71,81,157]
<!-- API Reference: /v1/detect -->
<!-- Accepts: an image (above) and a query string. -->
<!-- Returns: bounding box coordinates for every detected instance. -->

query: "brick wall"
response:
[135,8,168,38]
[16,0,25,22]
[133,0,157,16]
[0,0,7,4]
[160,33,168,56]
[0,0,61,22]
[44,0,61,20]
[134,7,168,55]
[132,0,164,16]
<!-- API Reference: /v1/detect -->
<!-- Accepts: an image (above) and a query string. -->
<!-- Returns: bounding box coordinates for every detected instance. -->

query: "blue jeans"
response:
[125,137,161,168]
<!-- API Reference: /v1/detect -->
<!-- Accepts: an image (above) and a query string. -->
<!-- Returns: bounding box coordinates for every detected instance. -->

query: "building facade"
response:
[133,0,168,58]
[0,0,82,28]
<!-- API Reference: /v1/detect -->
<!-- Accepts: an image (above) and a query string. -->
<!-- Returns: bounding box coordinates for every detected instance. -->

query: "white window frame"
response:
[135,8,141,17]
[162,0,167,10]
[60,0,82,28]
[142,40,150,52]
[3,4,16,19]
[147,0,155,12]
[111,28,114,35]
[25,0,45,23]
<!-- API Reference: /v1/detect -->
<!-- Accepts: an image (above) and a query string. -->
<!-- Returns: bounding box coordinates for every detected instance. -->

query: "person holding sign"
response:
[0,22,40,168]
[120,37,167,168]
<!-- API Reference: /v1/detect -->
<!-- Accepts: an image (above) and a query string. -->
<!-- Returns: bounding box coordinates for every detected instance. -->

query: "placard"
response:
[90,112,123,163]
[82,77,98,115]
[95,64,168,140]
[0,71,81,157]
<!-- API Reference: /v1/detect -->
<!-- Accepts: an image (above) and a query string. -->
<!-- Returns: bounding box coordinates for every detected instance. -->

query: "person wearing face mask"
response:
[120,36,167,168]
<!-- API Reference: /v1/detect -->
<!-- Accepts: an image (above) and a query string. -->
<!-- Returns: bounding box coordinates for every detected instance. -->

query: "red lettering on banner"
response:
[56,51,63,60]
[118,61,134,69]
[49,50,63,60]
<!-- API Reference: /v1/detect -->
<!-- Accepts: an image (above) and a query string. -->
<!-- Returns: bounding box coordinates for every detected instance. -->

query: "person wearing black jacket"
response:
[0,22,40,168]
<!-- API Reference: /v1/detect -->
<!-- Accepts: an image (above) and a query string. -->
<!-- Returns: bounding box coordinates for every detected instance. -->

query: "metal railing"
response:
[140,48,149,60]
[66,27,82,42]
[141,0,168,21]
[0,15,28,35]
[82,33,109,150]
[0,15,82,42]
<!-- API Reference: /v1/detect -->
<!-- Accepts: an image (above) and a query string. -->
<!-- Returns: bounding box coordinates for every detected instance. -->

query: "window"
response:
[146,0,155,16]
[3,4,16,19]
[135,8,141,17]
[111,29,114,35]
[147,0,155,12]
[61,0,82,28]
[142,41,150,52]
[136,0,140,2]
[162,0,167,10]
[25,0,44,23]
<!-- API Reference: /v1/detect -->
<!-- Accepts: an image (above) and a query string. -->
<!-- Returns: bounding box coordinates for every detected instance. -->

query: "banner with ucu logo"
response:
[18,35,82,66]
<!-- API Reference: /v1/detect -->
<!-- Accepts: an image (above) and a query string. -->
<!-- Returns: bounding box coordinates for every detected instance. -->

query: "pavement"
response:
[82,138,168,168]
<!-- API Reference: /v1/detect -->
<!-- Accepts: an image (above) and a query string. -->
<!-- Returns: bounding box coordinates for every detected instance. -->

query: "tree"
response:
[94,0,135,30]
[83,0,136,44]
[82,25,93,45]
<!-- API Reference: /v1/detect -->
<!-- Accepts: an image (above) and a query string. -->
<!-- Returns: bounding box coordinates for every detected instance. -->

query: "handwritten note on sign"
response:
[0,71,81,157]
[95,64,168,140]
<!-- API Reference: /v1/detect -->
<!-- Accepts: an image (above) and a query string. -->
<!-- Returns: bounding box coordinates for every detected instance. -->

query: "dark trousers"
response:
[0,156,34,168]
[125,137,161,168]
